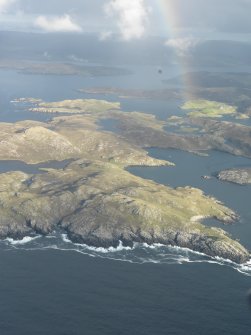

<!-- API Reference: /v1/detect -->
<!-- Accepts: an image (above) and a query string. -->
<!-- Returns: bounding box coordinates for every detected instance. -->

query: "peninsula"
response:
[0,97,249,264]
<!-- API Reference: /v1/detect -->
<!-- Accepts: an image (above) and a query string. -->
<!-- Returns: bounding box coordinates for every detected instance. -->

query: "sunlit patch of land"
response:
[0,97,249,263]
[182,100,237,118]
[13,98,121,114]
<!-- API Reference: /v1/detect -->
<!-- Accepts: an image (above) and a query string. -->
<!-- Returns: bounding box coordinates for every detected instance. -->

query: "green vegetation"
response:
[182,100,237,118]
[235,113,249,120]
[15,98,121,114]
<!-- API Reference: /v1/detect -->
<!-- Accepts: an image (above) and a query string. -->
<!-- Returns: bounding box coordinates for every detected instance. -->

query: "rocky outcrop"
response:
[218,168,251,185]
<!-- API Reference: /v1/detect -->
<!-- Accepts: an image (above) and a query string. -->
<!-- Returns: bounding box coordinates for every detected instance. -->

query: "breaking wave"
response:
[5,235,40,245]
[1,232,251,276]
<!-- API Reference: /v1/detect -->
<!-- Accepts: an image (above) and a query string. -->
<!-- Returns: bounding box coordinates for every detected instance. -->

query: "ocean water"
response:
[1,247,251,335]
[0,67,251,334]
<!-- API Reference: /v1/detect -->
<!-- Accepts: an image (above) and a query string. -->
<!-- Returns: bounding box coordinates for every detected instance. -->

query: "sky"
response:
[0,0,251,41]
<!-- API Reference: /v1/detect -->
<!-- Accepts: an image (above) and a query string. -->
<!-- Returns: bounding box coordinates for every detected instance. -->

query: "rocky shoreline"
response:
[65,230,249,264]
[0,160,249,264]
[0,97,249,264]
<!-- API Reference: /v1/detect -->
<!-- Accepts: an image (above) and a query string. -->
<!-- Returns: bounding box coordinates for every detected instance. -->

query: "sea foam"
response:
[2,233,250,277]
[61,234,133,253]
[5,235,40,245]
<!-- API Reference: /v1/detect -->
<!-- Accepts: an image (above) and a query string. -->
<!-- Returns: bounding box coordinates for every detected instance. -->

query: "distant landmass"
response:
[0,60,130,77]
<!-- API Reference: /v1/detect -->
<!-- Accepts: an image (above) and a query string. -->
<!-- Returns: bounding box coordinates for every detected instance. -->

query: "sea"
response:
[0,64,251,335]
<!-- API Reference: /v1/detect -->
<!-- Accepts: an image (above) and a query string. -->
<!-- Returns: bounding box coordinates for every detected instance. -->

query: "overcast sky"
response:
[0,0,251,40]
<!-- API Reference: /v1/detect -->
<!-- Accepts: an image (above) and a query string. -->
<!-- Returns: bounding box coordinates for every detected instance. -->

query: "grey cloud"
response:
[150,0,251,34]
[1,0,251,37]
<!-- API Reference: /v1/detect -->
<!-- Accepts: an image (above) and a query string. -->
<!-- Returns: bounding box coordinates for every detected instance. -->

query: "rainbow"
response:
[157,0,181,38]
[157,0,197,100]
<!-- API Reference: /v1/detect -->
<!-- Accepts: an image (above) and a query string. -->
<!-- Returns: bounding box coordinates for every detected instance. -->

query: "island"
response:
[78,87,181,100]
[181,100,237,118]
[0,60,130,77]
[217,168,251,185]
[165,71,251,117]
[83,72,251,120]
[0,97,249,264]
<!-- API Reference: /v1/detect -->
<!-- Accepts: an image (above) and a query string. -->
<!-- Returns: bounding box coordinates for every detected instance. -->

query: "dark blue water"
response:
[0,249,251,335]
[0,68,251,335]
[0,251,251,335]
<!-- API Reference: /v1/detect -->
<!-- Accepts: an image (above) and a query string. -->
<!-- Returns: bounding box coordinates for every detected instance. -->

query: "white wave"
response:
[236,259,251,276]
[5,235,40,245]
[243,259,251,266]
[59,235,247,269]
[214,256,237,265]
[30,244,138,263]
[141,242,165,249]
[137,242,209,258]
[60,235,133,253]
[169,245,211,257]
[85,241,133,253]
[239,264,251,271]
[61,234,72,243]
[60,235,251,274]
[4,233,251,277]
[139,242,216,262]
[11,241,251,276]
[237,268,251,277]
